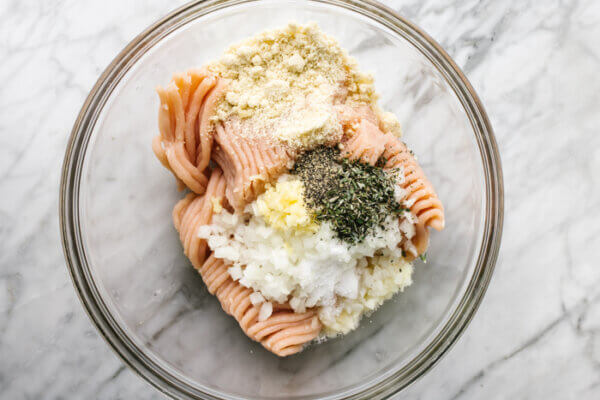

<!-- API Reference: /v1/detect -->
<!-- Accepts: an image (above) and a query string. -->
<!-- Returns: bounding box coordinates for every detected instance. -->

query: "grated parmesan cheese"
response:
[208,23,381,150]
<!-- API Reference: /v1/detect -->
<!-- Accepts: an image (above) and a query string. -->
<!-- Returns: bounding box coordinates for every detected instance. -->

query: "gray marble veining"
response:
[0,0,599,399]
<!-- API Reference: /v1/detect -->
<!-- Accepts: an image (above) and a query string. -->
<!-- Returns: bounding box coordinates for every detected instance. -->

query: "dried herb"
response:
[292,146,403,244]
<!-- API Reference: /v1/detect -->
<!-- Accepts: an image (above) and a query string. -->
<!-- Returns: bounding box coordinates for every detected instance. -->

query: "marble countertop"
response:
[1,0,599,398]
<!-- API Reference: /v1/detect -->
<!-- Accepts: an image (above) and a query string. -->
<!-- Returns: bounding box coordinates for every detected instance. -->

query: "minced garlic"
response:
[253,177,317,233]
[319,254,413,336]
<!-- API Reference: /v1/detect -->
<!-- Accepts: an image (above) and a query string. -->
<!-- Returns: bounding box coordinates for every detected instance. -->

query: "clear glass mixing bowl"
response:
[60,0,503,398]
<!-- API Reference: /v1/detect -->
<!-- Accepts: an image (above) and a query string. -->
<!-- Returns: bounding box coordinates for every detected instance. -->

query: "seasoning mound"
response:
[198,174,411,335]
[292,146,405,244]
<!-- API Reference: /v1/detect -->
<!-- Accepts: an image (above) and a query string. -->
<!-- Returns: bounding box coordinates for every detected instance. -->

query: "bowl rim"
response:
[59,0,504,399]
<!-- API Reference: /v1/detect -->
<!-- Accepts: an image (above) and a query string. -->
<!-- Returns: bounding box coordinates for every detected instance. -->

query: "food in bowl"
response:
[152,23,445,356]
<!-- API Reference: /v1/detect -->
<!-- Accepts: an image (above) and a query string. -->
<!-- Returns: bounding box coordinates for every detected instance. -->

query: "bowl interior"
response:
[77,1,485,398]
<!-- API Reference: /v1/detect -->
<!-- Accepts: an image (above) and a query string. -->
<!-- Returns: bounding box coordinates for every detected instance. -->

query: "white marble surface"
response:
[1,0,599,399]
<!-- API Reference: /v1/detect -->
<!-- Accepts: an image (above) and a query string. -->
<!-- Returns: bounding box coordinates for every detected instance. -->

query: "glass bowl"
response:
[60,0,503,399]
